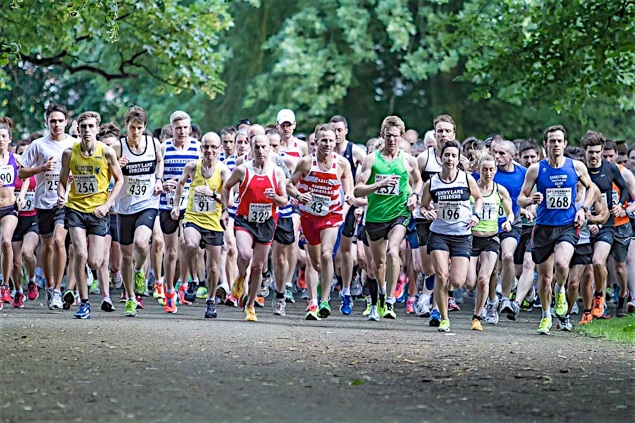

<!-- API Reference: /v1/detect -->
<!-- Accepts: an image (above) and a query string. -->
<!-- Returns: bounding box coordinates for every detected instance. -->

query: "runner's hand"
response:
[502,220,512,232]
[531,192,543,205]
[42,157,56,172]
[296,192,312,204]
[163,179,177,191]
[154,180,163,196]
[57,193,65,208]
[589,224,599,235]
[93,205,108,218]
[170,206,180,221]
[574,208,586,228]
[118,156,129,168]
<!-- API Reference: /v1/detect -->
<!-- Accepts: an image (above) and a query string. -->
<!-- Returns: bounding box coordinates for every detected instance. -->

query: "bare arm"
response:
[100,147,124,211]
[286,156,311,202]
[339,157,354,204]
[271,168,289,208]
[354,154,387,198]
[587,183,610,225]
[517,163,539,208]
[56,149,72,208]
[222,165,245,207]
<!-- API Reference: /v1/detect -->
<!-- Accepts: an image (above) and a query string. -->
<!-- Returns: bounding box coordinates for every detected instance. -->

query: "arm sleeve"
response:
[20,142,39,168]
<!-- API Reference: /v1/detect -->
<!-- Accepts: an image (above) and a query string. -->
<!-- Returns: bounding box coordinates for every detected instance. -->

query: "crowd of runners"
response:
[1,103,635,335]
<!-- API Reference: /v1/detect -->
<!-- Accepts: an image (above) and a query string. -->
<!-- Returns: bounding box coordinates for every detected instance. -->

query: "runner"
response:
[57,111,123,319]
[420,140,482,332]
[171,132,230,318]
[113,106,164,316]
[18,103,77,310]
[354,116,422,321]
[517,125,594,334]
[287,123,355,319]
[276,109,308,158]
[223,134,288,322]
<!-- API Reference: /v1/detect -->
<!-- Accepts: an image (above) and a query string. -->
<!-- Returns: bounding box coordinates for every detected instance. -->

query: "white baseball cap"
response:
[276,109,296,125]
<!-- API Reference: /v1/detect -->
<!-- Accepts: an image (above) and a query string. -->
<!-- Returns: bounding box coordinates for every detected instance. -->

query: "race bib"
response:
[126,178,151,197]
[248,203,272,223]
[73,175,98,195]
[0,165,14,186]
[374,174,400,196]
[482,202,498,221]
[193,192,217,213]
[45,172,59,191]
[305,193,331,216]
[438,201,461,221]
[166,187,189,209]
[21,192,35,212]
[546,188,571,210]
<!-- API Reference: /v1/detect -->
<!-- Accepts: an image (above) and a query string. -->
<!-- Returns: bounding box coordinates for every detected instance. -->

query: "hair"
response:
[220,126,237,137]
[473,147,495,170]
[380,116,406,137]
[29,131,44,142]
[296,133,307,141]
[314,123,336,140]
[160,125,173,141]
[329,115,348,128]
[191,124,201,137]
[497,140,517,155]
[441,140,461,156]
[604,139,618,152]
[76,111,101,127]
[236,118,252,127]
[580,130,605,150]
[0,116,14,130]
[16,138,30,151]
[543,125,567,143]
[236,128,249,139]
[628,145,635,158]
[0,122,12,139]
[45,103,68,120]
[152,127,162,139]
[433,114,456,132]
[519,141,539,155]
[564,146,584,161]
[98,122,120,141]
[124,105,148,126]
[265,127,282,139]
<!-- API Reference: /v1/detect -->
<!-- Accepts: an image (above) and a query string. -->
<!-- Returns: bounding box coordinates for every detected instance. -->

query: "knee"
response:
[321,249,333,264]
[75,248,88,264]
[477,276,488,291]
[53,236,65,251]
[237,250,252,263]
[250,263,264,276]
[554,261,569,275]
[1,238,11,251]
[152,236,164,252]
[88,257,102,270]
[502,251,514,264]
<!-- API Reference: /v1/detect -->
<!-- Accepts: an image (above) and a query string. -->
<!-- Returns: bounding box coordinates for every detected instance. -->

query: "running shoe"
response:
[255,296,265,308]
[63,289,75,310]
[318,300,331,318]
[119,291,126,303]
[135,294,145,309]
[73,302,91,319]
[499,297,513,314]
[0,286,11,303]
[134,270,146,295]
[273,297,286,316]
[196,286,208,299]
[485,300,499,325]
[178,285,192,305]
[382,302,397,319]
[438,319,450,332]
[367,305,380,321]
[520,299,533,312]
[204,300,217,318]
[378,295,385,317]
[306,304,321,320]
[406,297,415,314]
[215,285,227,302]
[429,309,441,327]
[340,295,353,315]
[627,300,635,314]
[296,267,307,290]
[74,292,80,306]
[415,295,431,318]
[164,291,177,313]
[536,316,553,335]
[184,281,198,303]
[557,315,572,331]
[579,312,593,325]
[448,296,460,312]
[262,270,273,292]
[46,288,53,309]
[506,300,521,321]
[616,305,626,318]
[571,302,579,315]
[88,280,101,295]
[124,298,137,317]
[350,274,363,297]
[244,306,258,322]
[284,285,295,303]
[27,282,39,301]
[224,294,238,307]
[100,296,114,312]
[300,288,309,300]
[363,298,372,317]
[12,292,25,308]
[153,281,166,300]
[591,293,604,318]
[231,276,245,300]
[50,290,63,309]
[111,271,123,290]
[471,318,483,331]
[554,291,568,317]
[394,274,406,302]
[35,274,46,289]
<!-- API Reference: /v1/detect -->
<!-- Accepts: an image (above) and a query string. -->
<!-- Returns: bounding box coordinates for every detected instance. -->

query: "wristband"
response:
[295,192,300,199]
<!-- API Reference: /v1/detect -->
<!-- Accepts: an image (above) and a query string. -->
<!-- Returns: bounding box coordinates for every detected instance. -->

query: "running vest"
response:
[613,164,629,227]
[494,163,525,226]
[472,183,501,233]
[365,150,410,223]
[588,160,626,227]
[429,170,473,236]
[421,147,442,183]
[535,158,578,226]
[236,161,279,223]
[160,138,200,211]
[0,152,18,188]
[66,142,110,213]
[275,152,293,219]
[297,153,343,217]
[282,138,303,158]
[183,160,223,232]
[575,188,590,245]
[15,176,36,217]
[116,136,159,215]
[341,142,357,180]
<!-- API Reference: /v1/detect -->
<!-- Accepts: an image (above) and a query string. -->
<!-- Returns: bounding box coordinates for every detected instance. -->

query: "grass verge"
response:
[577,313,635,344]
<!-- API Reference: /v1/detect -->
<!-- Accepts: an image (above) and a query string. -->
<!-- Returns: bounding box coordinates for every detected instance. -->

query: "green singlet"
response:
[365,150,410,223]
[472,182,501,233]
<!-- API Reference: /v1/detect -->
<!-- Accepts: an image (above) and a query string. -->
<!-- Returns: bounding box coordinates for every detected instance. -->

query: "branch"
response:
[23,52,131,80]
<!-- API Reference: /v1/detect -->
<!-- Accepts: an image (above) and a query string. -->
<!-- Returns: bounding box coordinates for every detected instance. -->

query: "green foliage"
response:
[578,313,635,345]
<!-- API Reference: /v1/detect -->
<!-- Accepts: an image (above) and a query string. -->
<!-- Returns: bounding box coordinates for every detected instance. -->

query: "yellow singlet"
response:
[67,142,110,213]
[183,160,223,232]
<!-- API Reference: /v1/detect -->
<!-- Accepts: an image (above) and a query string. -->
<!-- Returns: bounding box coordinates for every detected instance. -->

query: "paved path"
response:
[1,295,634,422]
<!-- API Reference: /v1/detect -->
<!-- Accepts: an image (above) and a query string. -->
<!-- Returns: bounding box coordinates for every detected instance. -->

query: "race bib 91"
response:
[193,192,217,213]
[546,188,571,210]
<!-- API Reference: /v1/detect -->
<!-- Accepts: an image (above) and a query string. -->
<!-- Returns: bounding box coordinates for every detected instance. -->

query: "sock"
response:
[425,274,435,291]
[167,289,175,294]
[619,296,625,308]
[134,267,142,273]
[542,310,550,318]
[276,290,284,299]
[448,290,454,298]
[149,269,155,278]
[584,309,592,313]
[554,284,561,294]
[81,299,89,304]
[472,314,481,320]
[36,267,43,278]
[310,298,318,307]
[127,294,135,301]
[379,293,386,307]
[386,296,396,305]
[29,276,36,283]
[17,288,23,294]
[368,278,378,305]
[378,286,386,295]
[594,290,602,297]
[341,287,351,296]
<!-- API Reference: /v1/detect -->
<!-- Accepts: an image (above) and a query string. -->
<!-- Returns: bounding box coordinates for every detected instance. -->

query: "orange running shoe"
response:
[153,281,165,300]
[164,290,177,313]
[579,311,593,325]
[297,267,307,290]
[255,296,265,308]
[178,285,192,305]
[591,293,604,318]
[244,306,257,321]
[231,276,245,300]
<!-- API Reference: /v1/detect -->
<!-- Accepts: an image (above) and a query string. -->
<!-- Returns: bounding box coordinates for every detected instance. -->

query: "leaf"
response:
[350,379,364,386]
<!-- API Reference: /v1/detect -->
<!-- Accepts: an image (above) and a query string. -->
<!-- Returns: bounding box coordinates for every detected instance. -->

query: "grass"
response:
[577,313,635,344]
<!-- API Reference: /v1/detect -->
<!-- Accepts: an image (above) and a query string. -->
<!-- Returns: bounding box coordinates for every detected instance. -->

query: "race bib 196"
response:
[374,174,400,196]
[45,172,59,191]
[193,192,217,213]
[73,175,98,195]
[0,165,14,186]
[546,188,571,210]
[126,178,151,196]
[439,201,461,221]
[248,203,272,223]
[305,193,331,216]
